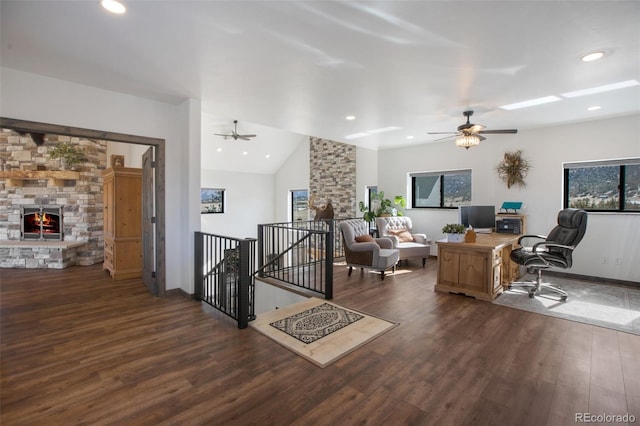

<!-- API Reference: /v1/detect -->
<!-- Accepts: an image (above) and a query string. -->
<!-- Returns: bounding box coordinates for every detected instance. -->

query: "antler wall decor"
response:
[309,194,334,220]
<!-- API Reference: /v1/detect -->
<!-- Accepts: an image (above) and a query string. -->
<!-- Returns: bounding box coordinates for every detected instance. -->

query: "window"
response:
[290,190,309,221]
[564,158,640,212]
[200,188,224,214]
[365,185,378,212]
[410,170,471,208]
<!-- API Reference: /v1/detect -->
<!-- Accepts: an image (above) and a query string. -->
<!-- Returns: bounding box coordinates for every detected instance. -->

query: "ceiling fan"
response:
[428,110,518,149]
[214,120,257,141]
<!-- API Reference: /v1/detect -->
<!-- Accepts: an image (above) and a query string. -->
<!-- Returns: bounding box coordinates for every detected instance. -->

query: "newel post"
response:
[237,238,251,329]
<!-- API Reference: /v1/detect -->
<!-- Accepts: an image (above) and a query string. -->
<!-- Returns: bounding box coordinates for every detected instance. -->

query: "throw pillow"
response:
[389,229,414,242]
[355,234,375,243]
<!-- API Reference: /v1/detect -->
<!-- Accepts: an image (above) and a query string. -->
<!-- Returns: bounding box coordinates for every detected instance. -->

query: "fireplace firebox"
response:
[21,205,63,241]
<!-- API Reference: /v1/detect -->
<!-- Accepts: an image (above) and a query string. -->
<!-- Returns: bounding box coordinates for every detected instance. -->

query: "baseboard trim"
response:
[165,287,195,299]
[542,270,639,288]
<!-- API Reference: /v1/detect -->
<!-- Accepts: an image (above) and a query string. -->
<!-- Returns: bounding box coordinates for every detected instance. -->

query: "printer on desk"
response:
[496,217,521,234]
[496,201,525,234]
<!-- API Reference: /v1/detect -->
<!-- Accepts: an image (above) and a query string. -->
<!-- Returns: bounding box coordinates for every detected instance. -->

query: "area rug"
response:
[493,275,640,335]
[250,297,398,367]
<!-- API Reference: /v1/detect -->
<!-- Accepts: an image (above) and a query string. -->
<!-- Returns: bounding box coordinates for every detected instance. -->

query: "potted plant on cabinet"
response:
[442,223,467,243]
[358,191,407,223]
[48,142,87,170]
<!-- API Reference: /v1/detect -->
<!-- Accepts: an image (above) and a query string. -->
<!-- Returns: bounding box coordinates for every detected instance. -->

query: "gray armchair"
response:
[375,216,430,266]
[339,219,399,280]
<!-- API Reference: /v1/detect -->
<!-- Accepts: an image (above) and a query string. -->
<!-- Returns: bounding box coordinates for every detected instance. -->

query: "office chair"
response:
[509,208,587,301]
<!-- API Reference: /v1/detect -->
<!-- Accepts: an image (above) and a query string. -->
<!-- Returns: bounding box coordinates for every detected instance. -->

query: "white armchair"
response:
[375,216,430,267]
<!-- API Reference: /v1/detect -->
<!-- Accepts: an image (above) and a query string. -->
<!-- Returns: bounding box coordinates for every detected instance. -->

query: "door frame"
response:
[0,117,166,296]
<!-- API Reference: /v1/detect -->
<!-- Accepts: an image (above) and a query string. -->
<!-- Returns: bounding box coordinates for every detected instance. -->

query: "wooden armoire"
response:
[102,167,142,280]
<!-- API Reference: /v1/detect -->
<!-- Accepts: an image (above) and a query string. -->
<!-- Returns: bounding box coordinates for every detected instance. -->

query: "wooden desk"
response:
[435,233,521,301]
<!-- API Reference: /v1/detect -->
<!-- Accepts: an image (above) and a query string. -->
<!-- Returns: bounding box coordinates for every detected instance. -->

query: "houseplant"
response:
[442,223,467,243]
[358,191,406,223]
[48,142,87,170]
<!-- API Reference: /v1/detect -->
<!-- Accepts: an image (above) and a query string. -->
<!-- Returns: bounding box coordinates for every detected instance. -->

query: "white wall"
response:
[254,281,308,315]
[274,139,310,222]
[106,141,148,168]
[200,170,274,239]
[377,114,640,282]
[0,68,196,291]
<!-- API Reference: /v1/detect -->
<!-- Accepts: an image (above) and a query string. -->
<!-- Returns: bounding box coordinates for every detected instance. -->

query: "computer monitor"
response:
[458,205,496,233]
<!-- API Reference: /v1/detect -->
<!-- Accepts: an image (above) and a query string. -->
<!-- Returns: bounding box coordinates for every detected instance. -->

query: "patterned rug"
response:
[269,302,364,344]
[250,298,397,367]
[493,274,640,335]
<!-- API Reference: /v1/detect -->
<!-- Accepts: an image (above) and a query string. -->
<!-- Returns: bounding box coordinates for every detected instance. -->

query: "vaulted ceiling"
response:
[1,1,639,173]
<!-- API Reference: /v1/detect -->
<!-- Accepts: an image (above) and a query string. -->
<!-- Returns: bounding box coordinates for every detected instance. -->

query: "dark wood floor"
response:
[1,261,639,425]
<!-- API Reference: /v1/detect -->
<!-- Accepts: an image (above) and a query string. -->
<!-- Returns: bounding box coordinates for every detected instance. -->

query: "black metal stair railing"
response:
[194,232,256,328]
[194,219,354,328]
[257,219,354,299]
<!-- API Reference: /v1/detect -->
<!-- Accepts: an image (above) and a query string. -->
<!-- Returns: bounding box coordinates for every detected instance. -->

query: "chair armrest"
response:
[517,234,547,246]
[350,242,381,254]
[532,241,576,252]
[529,241,576,266]
[412,233,428,244]
[381,235,399,247]
[375,237,394,249]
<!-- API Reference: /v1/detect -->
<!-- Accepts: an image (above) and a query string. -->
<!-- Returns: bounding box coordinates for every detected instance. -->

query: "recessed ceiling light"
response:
[265,154,271,158]
[406,135,414,140]
[561,80,639,98]
[499,96,562,110]
[101,0,126,14]
[242,151,248,156]
[581,51,605,62]
[345,115,356,120]
[216,147,222,152]
[587,106,601,111]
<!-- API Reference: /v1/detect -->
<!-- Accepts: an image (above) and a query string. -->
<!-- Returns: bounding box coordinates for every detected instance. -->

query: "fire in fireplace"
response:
[21,205,63,241]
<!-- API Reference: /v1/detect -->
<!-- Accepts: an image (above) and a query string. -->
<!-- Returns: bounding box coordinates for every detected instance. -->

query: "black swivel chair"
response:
[509,208,588,301]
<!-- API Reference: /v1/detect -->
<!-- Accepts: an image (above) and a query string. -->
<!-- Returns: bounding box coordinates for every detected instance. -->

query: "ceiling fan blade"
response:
[239,134,256,138]
[427,131,458,135]
[214,133,232,137]
[430,134,458,142]
[478,129,518,134]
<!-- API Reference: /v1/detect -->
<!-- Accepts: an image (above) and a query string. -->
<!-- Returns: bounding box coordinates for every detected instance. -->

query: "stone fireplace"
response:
[21,205,64,241]
[0,129,107,268]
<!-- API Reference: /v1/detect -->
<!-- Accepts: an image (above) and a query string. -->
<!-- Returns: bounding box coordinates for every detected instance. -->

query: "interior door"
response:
[142,146,158,296]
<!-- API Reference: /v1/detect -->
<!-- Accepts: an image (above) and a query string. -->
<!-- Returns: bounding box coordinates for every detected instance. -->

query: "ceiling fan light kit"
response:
[214,120,257,141]
[429,110,518,149]
[456,135,481,149]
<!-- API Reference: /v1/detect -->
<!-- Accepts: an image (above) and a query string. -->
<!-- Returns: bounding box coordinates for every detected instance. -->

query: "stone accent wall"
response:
[0,129,107,266]
[309,137,356,219]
